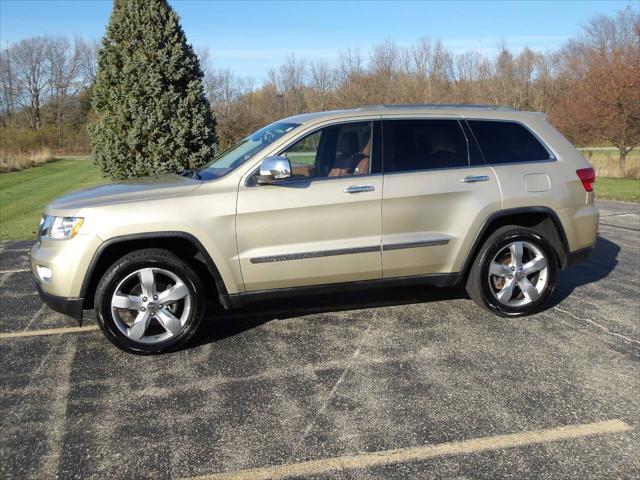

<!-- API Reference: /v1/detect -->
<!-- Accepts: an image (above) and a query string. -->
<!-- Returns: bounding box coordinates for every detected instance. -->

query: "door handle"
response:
[461,175,490,183]
[344,185,375,193]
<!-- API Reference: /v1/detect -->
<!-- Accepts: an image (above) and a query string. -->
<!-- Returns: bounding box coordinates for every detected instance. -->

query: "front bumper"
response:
[34,282,84,322]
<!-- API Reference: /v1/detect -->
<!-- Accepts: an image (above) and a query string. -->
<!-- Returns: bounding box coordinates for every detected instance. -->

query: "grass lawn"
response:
[596,177,640,203]
[0,158,108,241]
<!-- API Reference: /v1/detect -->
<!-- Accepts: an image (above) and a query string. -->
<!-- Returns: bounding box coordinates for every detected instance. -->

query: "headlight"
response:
[39,215,84,240]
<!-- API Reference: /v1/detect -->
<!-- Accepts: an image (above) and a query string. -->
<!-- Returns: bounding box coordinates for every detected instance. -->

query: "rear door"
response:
[381,117,502,278]
[236,120,384,292]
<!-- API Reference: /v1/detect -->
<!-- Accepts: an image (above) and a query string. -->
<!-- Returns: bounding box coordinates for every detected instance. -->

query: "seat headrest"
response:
[338,133,360,156]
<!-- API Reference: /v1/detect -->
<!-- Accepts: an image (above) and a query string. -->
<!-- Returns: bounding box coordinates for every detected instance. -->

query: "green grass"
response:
[596,177,640,203]
[0,158,108,240]
[580,149,639,179]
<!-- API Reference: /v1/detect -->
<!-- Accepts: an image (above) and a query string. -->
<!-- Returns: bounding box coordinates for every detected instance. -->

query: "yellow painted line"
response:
[0,325,100,339]
[0,268,30,274]
[186,419,631,480]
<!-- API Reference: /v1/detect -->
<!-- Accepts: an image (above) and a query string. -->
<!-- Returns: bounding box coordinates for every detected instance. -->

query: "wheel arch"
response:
[81,232,231,311]
[460,207,570,280]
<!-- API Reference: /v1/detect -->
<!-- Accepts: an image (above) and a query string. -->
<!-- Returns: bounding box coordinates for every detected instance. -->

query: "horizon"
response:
[1,0,637,83]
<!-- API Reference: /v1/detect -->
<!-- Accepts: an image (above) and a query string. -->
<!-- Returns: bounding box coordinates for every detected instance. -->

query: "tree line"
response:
[0,6,638,171]
[0,36,98,153]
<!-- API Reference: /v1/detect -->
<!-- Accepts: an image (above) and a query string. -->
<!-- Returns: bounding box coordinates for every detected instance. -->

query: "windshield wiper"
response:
[180,169,202,180]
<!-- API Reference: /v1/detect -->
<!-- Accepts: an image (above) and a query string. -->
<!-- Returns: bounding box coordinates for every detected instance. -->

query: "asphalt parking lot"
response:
[1,200,639,479]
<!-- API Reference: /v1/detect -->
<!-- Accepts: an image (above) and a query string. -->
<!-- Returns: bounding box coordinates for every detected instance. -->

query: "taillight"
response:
[576,167,596,192]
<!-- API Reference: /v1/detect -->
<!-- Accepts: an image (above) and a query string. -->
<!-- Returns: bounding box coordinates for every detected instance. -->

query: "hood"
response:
[47,173,203,213]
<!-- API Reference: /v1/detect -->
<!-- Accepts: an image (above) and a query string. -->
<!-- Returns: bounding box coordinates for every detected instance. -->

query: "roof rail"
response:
[357,104,518,111]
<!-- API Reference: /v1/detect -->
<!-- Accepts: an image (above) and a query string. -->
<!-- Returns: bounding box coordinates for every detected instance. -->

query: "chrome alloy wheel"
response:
[488,240,549,307]
[110,267,191,344]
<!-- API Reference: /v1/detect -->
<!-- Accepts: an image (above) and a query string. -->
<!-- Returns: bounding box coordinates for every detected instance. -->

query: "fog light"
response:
[36,265,52,282]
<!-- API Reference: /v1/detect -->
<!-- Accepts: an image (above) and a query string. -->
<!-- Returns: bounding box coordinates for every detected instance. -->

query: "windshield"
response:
[198,121,300,180]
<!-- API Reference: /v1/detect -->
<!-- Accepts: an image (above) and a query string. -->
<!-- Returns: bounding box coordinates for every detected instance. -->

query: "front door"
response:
[236,120,384,292]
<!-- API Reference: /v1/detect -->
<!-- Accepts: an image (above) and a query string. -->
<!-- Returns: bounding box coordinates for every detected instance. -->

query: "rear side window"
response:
[467,120,552,164]
[383,119,469,173]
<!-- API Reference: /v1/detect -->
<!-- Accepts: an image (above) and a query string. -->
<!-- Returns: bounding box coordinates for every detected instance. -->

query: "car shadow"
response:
[189,283,467,348]
[187,234,620,350]
[549,234,620,307]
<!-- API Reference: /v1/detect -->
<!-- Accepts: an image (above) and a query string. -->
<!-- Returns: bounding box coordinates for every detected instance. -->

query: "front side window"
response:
[281,121,373,179]
[199,121,300,180]
[383,119,469,173]
[467,120,552,164]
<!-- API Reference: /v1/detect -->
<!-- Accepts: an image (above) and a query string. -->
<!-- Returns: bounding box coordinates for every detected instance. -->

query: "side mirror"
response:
[255,156,292,185]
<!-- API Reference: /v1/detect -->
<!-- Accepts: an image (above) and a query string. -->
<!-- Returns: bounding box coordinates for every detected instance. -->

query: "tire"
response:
[466,226,558,317]
[95,248,205,354]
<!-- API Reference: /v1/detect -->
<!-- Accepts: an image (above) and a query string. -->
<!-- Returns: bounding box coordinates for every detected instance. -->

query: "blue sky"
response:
[1,0,636,82]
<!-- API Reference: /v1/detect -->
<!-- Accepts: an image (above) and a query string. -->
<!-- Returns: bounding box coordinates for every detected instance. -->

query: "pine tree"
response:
[90,0,216,179]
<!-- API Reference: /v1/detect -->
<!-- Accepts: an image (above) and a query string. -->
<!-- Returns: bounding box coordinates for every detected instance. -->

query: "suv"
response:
[31,105,598,353]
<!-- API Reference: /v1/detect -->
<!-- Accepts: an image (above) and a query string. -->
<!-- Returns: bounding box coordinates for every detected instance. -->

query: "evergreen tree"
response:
[90,0,216,179]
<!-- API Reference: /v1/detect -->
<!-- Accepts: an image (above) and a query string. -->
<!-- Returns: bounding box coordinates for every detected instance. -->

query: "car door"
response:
[236,120,383,292]
[381,117,502,278]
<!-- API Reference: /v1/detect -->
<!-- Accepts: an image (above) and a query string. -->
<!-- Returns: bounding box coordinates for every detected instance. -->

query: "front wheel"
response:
[95,249,205,354]
[466,227,558,317]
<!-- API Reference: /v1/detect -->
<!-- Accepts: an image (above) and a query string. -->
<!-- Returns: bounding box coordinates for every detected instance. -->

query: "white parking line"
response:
[184,419,632,480]
[0,325,100,339]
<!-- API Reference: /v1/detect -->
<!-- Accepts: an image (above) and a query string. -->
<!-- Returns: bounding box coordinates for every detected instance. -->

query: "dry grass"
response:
[0,148,55,173]
[581,149,640,179]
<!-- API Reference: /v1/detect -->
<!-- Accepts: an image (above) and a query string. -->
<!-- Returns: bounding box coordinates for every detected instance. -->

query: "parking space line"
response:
[0,325,100,339]
[185,420,631,480]
[0,268,30,274]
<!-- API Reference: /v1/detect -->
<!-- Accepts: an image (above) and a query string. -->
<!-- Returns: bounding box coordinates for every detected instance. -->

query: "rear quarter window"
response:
[467,120,552,164]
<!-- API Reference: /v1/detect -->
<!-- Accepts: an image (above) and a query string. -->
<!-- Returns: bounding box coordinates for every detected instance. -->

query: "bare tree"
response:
[370,40,399,80]
[267,54,306,116]
[336,47,364,85]
[551,7,640,172]
[308,59,335,110]
[47,36,81,147]
[0,48,17,126]
[10,36,49,129]
[76,37,99,85]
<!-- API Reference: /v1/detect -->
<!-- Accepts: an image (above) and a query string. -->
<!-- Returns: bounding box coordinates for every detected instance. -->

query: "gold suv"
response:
[30,105,599,353]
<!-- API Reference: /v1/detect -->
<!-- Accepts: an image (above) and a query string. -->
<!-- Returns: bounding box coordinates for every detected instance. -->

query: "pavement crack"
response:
[298,320,374,442]
[599,212,638,218]
[22,304,48,332]
[598,223,640,232]
[553,306,640,347]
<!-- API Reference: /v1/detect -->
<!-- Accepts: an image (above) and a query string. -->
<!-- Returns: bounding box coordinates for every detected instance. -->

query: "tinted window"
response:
[383,120,469,173]
[467,120,552,164]
[282,122,374,179]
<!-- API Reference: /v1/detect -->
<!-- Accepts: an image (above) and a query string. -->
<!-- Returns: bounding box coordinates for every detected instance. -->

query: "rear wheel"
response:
[466,227,558,317]
[95,249,205,354]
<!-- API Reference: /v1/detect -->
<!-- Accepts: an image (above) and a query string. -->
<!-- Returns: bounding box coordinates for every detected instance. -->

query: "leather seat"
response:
[329,133,369,177]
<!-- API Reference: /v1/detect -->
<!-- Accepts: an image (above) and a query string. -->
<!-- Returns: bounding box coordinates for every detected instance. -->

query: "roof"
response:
[283,104,534,125]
